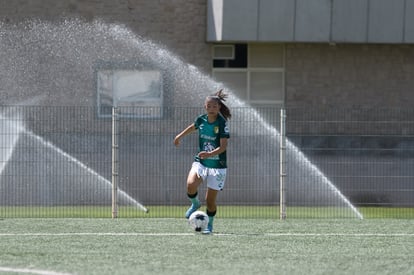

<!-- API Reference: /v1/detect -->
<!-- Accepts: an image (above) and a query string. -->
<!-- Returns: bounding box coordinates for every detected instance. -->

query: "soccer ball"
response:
[188,211,209,232]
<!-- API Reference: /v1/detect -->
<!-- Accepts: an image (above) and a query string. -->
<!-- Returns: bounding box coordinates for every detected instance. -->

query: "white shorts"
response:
[191,162,227,191]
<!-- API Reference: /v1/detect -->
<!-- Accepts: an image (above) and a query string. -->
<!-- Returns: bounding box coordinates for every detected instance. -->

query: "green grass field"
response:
[0,217,413,275]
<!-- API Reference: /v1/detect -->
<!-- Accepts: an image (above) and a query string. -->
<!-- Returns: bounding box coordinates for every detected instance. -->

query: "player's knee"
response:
[187,180,200,193]
[205,198,216,211]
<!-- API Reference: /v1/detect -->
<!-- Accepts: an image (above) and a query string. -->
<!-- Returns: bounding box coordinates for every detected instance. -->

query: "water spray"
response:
[0,19,363,218]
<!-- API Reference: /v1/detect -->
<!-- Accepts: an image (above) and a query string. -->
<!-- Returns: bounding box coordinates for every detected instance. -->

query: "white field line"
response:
[0,232,413,237]
[0,266,71,275]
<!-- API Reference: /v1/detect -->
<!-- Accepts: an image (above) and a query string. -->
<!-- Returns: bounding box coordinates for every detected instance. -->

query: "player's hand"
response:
[198,151,210,159]
[173,136,180,146]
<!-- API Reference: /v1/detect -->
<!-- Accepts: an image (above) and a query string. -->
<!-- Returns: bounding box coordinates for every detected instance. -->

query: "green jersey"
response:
[194,114,230,168]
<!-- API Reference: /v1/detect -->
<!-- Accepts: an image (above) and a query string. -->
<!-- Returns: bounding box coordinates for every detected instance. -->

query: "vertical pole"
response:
[112,106,119,218]
[279,108,287,220]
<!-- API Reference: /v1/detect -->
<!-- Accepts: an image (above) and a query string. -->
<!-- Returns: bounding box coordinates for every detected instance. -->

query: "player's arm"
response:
[198,137,228,159]
[174,123,196,146]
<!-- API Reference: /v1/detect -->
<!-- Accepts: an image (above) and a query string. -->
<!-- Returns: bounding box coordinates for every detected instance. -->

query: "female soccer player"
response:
[174,89,231,234]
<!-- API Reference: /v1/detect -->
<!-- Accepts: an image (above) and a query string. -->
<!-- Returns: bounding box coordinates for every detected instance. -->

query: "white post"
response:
[112,106,119,218]
[279,108,287,220]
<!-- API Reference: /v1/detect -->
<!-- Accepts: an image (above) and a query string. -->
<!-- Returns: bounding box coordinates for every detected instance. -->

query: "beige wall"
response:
[286,43,414,108]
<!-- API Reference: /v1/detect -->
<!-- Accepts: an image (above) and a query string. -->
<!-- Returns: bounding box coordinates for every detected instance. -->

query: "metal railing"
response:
[0,106,413,218]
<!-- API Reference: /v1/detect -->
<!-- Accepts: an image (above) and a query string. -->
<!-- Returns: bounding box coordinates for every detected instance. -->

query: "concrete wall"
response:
[285,43,414,109]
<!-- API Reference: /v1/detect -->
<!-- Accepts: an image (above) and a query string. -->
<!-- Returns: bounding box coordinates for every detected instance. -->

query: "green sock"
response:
[208,216,214,227]
[187,192,199,205]
[206,210,216,227]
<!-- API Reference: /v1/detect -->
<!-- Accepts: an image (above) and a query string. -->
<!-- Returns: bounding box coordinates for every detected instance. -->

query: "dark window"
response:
[213,44,247,68]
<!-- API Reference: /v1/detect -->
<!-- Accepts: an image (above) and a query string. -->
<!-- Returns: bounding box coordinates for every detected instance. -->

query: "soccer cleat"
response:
[202,224,213,235]
[185,201,201,219]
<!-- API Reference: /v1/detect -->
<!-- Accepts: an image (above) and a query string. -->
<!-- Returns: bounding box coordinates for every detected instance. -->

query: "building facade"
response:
[1,0,413,110]
[1,0,413,208]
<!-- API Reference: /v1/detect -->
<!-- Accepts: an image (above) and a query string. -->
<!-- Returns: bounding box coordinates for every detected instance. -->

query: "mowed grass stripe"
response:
[1,205,413,218]
[0,232,413,237]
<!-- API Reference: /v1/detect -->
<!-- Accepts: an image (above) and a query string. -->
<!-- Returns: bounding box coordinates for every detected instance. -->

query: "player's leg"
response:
[203,168,226,234]
[203,188,218,234]
[185,163,203,218]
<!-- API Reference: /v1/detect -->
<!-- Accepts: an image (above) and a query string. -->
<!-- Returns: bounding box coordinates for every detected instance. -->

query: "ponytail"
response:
[207,89,232,120]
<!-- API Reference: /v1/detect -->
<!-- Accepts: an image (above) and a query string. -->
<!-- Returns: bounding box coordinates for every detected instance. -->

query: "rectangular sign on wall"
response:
[97,70,163,118]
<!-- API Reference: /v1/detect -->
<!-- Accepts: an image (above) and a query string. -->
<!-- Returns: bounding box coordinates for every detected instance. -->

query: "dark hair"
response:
[207,89,232,120]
